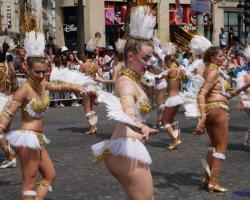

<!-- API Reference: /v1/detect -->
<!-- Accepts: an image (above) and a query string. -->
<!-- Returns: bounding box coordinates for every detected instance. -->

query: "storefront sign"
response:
[169,4,209,27]
[63,24,77,32]
[6,6,11,29]
[63,6,77,50]
[105,2,126,25]
[191,0,211,13]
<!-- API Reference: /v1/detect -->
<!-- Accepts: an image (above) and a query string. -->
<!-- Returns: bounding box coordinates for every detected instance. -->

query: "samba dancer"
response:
[0,36,18,168]
[196,46,250,192]
[0,31,86,200]
[91,4,158,199]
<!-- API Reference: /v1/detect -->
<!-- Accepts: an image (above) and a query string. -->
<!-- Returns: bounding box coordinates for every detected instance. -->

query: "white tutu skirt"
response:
[183,102,200,118]
[91,138,152,165]
[5,130,50,149]
[155,80,167,90]
[164,94,184,107]
[182,92,200,118]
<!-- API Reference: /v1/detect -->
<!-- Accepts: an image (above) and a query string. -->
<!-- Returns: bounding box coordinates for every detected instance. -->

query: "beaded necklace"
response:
[120,67,141,85]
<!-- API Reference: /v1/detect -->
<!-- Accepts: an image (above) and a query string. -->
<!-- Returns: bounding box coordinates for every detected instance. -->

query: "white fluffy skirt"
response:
[5,130,50,149]
[91,138,152,165]
[183,102,200,118]
[155,80,167,90]
[164,94,184,107]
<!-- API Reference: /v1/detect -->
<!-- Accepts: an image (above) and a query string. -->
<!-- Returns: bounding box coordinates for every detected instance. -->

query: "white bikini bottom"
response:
[164,94,184,107]
[91,138,152,165]
[5,130,50,150]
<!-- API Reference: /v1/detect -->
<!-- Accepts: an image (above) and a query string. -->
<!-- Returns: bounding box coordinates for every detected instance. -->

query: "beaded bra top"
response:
[22,77,50,119]
[120,67,151,122]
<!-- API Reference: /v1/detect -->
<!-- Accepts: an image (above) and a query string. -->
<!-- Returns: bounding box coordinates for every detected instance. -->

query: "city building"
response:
[0,0,55,41]
[55,0,245,49]
[1,0,20,37]
[42,0,55,38]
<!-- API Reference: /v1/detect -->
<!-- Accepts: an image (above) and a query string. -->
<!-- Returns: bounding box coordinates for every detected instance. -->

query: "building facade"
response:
[56,0,245,49]
[0,0,55,40]
[1,0,20,37]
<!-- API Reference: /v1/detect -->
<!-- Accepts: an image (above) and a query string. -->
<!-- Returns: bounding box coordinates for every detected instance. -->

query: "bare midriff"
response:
[111,123,143,141]
[20,111,44,133]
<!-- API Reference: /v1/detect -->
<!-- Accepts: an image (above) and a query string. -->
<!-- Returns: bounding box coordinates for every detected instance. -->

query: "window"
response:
[224,11,238,38]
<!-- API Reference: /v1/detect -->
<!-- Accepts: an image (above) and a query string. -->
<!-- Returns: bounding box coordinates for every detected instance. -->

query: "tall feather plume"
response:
[24,31,45,57]
[129,5,156,40]
[189,35,212,56]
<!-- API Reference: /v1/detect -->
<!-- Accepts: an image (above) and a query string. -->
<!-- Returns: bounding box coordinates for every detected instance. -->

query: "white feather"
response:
[115,38,126,53]
[236,71,248,88]
[86,38,97,52]
[129,6,156,40]
[97,90,140,128]
[243,45,250,61]
[161,42,177,56]
[189,35,212,56]
[24,31,45,57]
[0,36,16,51]
[50,67,96,86]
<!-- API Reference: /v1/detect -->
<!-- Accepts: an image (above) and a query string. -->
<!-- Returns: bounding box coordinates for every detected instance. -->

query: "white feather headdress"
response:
[189,35,212,56]
[115,38,126,53]
[129,5,156,40]
[0,36,16,51]
[243,45,250,61]
[161,42,177,56]
[24,31,45,57]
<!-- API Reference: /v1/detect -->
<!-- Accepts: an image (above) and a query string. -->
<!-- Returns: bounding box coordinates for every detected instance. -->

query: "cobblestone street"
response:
[0,101,250,200]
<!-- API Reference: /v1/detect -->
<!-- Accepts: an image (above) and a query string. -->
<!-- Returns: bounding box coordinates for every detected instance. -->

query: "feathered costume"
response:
[182,35,212,118]
[91,4,156,164]
[0,36,17,121]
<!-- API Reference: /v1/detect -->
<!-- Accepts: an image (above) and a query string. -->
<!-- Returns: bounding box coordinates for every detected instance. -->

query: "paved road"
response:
[0,101,250,200]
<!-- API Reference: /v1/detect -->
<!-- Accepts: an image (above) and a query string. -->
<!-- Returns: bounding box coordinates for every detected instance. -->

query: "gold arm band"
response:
[0,108,14,132]
[60,83,78,92]
[10,99,22,107]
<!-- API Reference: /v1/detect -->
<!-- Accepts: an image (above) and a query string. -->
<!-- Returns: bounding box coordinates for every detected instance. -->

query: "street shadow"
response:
[0,180,12,186]
[146,139,171,149]
[229,125,248,132]
[152,170,201,190]
[227,143,249,152]
[57,126,87,133]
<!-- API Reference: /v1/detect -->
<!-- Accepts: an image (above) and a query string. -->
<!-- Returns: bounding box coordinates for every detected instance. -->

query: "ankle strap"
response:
[212,151,225,160]
[23,190,37,197]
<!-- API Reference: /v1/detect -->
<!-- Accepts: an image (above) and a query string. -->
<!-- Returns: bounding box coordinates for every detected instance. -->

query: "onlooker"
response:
[14,49,27,74]
[219,28,227,49]
[47,36,60,55]
[228,26,235,47]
